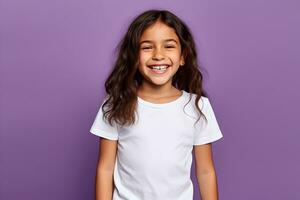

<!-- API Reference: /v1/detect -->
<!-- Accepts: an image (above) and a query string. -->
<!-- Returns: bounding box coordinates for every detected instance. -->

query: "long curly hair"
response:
[102,9,208,127]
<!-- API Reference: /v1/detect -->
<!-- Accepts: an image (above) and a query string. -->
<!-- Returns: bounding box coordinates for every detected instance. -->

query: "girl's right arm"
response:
[95,138,118,200]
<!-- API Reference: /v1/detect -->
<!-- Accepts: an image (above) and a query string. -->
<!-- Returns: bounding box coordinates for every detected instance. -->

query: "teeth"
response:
[150,65,168,70]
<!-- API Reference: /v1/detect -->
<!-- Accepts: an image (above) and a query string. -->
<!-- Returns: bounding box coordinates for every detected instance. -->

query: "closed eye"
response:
[141,47,152,49]
[141,46,175,50]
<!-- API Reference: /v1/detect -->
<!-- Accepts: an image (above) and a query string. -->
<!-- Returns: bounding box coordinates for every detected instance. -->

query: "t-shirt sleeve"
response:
[89,97,119,140]
[193,97,223,145]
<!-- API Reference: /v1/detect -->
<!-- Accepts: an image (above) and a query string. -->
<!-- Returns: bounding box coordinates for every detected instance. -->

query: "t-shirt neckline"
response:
[137,90,186,108]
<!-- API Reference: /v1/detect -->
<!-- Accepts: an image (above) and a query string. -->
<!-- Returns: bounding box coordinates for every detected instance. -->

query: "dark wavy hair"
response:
[102,9,209,127]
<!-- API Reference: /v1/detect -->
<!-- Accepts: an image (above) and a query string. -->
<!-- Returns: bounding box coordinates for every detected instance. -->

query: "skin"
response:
[95,138,117,200]
[137,20,184,102]
[95,20,219,200]
[194,143,220,200]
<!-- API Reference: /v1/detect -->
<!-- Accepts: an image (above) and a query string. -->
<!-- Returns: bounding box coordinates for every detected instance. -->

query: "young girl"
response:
[90,9,223,200]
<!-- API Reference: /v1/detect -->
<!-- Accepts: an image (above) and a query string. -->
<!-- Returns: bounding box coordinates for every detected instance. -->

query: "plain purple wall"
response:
[1,0,299,199]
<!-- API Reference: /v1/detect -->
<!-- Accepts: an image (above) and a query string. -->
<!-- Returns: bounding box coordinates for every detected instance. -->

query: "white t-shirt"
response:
[90,90,223,200]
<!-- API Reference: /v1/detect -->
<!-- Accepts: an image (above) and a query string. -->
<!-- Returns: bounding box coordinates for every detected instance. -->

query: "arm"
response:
[95,138,118,200]
[194,143,219,200]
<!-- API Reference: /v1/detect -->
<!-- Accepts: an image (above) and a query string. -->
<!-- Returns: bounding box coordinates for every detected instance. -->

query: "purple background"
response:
[1,0,299,199]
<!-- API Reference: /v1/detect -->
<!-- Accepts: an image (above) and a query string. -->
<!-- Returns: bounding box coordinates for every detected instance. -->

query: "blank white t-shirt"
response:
[90,90,223,200]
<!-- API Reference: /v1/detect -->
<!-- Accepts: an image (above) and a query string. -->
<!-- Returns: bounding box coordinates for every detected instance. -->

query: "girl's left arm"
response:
[194,143,219,200]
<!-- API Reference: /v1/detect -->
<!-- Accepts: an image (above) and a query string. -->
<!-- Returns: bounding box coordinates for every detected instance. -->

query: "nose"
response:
[152,49,164,60]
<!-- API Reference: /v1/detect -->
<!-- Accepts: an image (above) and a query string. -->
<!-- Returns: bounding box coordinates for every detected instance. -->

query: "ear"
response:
[180,54,185,66]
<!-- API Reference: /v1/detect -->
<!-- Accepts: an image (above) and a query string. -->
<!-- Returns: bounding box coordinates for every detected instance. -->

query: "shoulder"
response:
[181,91,211,118]
[184,91,209,109]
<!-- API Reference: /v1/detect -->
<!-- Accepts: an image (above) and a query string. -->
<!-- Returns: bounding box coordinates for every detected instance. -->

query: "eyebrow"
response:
[140,39,178,44]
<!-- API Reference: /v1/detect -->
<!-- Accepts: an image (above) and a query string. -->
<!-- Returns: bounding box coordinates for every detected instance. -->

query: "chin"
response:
[149,77,173,86]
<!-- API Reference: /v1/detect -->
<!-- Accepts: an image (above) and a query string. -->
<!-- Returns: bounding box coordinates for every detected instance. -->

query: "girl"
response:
[90,9,223,200]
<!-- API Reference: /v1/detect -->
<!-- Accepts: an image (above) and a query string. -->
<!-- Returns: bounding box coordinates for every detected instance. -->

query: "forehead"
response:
[140,21,179,43]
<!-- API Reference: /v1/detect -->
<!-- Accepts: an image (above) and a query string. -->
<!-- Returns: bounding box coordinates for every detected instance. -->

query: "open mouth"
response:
[147,65,170,73]
[148,65,170,74]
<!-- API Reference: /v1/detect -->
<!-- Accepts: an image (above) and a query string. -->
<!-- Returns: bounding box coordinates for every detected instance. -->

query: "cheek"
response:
[169,54,181,64]
[139,52,150,65]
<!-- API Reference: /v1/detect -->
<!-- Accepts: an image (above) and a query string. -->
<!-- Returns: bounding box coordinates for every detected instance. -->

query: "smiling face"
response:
[137,20,185,90]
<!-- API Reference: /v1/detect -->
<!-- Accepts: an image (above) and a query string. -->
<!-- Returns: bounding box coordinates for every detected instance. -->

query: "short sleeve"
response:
[193,97,223,145]
[89,97,119,140]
